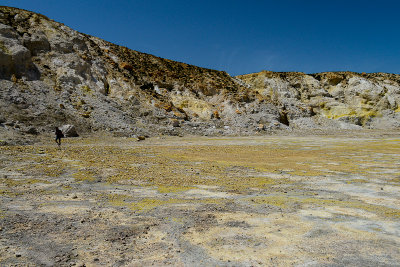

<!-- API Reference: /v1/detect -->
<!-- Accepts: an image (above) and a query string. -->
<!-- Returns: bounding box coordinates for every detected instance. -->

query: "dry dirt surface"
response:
[1,133,400,266]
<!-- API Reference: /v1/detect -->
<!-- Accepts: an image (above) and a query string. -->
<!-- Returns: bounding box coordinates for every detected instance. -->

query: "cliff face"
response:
[0,6,399,139]
[238,71,400,130]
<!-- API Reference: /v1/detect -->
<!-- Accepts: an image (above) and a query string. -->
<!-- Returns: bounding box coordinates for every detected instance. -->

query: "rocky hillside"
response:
[238,71,400,130]
[1,6,400,140]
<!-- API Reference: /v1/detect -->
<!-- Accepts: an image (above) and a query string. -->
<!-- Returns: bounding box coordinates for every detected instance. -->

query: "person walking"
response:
[55,127,64,147]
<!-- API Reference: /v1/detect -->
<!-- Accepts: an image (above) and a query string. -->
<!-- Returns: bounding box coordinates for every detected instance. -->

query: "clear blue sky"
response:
[2,0,400,75]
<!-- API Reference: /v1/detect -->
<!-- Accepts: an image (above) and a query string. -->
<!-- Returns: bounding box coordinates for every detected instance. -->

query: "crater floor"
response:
[1,133,400,266]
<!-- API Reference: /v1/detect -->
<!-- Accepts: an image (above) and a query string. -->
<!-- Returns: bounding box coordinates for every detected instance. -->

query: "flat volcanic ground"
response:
[1,134,400,266]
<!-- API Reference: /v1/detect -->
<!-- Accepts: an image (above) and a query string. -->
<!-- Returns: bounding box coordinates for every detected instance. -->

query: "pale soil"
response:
[1,133,400,266]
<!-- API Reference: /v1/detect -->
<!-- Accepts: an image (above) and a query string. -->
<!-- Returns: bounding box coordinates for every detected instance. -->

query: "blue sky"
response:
[2,0,400,75]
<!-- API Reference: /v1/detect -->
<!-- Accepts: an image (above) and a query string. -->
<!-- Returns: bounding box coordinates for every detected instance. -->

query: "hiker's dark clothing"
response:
[55,128,64,146]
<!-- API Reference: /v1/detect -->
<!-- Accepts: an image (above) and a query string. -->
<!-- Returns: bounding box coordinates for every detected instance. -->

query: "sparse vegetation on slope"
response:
[1,6,399,141]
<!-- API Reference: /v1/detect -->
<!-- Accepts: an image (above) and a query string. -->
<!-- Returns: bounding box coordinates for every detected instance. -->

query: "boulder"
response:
[137,136,146,141]
[24,126,39,135]
[59,124,79,137]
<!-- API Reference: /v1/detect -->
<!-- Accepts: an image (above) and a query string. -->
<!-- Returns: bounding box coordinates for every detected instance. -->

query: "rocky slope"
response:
[1,6,400,140]
[238,71,400,130]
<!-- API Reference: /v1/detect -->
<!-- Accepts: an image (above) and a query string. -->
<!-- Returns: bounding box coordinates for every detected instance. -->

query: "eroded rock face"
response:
[0,6,399,137]
[238,71,400,129]
[0,23,39,80]
[22,31,50,56]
